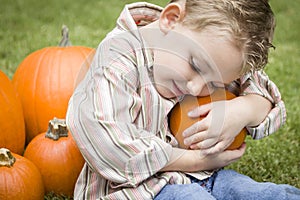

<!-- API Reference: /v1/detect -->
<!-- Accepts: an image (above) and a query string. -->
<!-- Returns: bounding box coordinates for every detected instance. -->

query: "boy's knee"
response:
[213,170,300,200]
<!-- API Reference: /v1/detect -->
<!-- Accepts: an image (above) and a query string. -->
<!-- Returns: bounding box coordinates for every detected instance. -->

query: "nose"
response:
[186,79,215,97]
[186,80,202,96]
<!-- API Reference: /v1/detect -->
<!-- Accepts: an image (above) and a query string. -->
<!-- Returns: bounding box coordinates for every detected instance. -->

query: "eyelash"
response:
[209,82,218,89]
[209,82,226,89]
[190,57,226,89]
[190,57,202,74]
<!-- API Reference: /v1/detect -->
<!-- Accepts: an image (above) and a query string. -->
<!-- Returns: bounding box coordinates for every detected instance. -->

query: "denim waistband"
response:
[187,172,218,193]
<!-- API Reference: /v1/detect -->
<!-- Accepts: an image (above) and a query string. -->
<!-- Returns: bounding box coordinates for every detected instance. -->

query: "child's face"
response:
[152,26,244,99]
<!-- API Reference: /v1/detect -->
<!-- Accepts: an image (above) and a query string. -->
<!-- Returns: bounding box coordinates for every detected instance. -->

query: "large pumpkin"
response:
[0,148,44,200]
[169,89,247,150]
[0,70,25,155]
[12,25,95,143]
[24,118,85,197]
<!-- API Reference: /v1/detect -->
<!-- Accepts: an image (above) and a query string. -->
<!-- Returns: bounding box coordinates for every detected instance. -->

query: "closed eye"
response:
[209,82,226,89]
[189,57,202,74]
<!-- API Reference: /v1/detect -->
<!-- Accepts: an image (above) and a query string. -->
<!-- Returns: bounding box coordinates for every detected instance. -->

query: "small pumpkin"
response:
[169,89,247,150]
[24,118,85,197]
[0,70,25,155]
[0,148,44,200]
[12,25,95,144]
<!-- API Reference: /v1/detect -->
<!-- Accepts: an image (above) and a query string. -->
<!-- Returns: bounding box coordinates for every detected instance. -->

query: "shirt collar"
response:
[117,2,162,30]
[116,2,162,71]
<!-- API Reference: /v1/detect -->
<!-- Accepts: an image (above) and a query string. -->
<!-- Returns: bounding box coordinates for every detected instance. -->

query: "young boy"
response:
[66,0,300,199]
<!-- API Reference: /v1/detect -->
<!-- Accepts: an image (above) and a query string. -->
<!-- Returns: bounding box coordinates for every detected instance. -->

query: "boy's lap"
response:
[155,169,300,200]
[154,182,215,200]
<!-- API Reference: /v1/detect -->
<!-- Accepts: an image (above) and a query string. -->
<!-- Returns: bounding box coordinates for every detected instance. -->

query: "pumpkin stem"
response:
[59,25,72,47]
[0,148,16,167]
[45,117,69,141]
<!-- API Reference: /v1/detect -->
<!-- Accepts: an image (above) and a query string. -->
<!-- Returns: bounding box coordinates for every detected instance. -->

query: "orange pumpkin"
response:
[169,89,247,150]
[12,25,95,144]
[0,70,25,155]
[0,148,44,200]
[24,118,85,197]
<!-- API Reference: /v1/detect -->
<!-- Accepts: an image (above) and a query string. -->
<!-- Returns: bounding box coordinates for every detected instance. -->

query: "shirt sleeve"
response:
[227,70,286,139]
[66,39,172,188]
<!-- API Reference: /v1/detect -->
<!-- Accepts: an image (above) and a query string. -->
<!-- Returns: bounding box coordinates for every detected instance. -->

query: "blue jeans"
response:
[154,169,300,200]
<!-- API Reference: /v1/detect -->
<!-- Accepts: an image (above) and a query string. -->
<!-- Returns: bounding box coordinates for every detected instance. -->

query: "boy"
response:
[66,0,300,199]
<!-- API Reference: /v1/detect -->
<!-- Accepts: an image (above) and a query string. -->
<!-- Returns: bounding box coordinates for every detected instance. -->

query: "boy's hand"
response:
[182,98,248,155]
[195,143,247,171]
[161,143,247,172]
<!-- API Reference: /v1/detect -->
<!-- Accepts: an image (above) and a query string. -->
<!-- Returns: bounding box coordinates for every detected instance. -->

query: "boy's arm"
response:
[161,144,246,172]
[227,70,287,139]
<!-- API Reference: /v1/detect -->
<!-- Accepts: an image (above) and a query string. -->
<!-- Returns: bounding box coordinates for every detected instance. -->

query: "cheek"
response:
[153,50,196,84]
[153,64,172,82]
[156,49,188,67]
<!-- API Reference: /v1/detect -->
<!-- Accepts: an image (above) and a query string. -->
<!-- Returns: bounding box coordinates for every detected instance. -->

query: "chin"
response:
[156,87,175,99]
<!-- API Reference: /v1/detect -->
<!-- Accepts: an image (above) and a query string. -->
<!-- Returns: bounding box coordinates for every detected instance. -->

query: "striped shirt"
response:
[66,2,286,199]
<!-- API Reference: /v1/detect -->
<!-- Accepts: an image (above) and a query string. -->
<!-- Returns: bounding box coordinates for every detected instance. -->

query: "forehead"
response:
[152,24,244,82]
[187,28,244,82]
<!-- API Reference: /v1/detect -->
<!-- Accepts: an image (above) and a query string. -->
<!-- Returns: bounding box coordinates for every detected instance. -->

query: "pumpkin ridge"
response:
[0,71,25,154]
[34,48,52,139]
[0,148,45,199]
[24,118,85,196]
[12,26,94,143]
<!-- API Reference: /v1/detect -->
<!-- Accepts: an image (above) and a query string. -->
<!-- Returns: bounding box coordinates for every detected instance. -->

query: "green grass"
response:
[227,0,300,188]
[1,0,299,199]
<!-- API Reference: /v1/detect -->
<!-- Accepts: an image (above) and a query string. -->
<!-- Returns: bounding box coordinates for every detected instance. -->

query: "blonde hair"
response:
[169,0,275,73]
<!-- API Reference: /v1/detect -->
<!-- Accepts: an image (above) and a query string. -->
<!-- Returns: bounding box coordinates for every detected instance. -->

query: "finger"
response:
[201,139,234,155]
[235,142,247,153]
[224,143,247,163]
[189,137,218,150]
[182,118,209,138]
[188,103,212,118]
[183,130,206,147]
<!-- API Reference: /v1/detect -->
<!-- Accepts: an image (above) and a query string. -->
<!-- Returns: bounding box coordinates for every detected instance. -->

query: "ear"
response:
[159,3,184,34]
